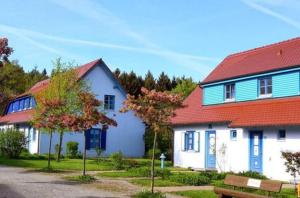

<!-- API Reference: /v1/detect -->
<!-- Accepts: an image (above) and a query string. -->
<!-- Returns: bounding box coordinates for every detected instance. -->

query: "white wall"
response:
[38,63,145,157]
[173,125,300,181]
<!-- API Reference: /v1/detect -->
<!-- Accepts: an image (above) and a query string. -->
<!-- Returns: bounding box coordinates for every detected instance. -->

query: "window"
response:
[225,83,235,101]
[5,96,37,115]
[230,130,237,141]
[90,129,101,149]
[259,77,272,96]
[24,97,30,109]
[185,131,194,150]
[278,130,286,140]
[13,101,19,112]
[104,95,115,110]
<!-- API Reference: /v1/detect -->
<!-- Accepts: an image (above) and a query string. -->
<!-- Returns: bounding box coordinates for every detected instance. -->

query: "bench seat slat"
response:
[214,187,270,198]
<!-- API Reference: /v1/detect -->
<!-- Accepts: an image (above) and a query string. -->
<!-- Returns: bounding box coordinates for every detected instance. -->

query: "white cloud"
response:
[242,0,300,30]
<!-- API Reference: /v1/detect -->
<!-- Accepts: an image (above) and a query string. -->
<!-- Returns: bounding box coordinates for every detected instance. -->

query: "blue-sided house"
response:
[0,59,145,157]
[171,37,300,181]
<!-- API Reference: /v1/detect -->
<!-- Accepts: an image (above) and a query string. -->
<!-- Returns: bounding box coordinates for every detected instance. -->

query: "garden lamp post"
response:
[160,153,166,169]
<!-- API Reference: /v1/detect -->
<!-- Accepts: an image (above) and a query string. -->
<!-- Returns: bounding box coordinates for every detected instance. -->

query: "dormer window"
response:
[5,96,36,115]
[225,83,235,102]
[259,77,272,97]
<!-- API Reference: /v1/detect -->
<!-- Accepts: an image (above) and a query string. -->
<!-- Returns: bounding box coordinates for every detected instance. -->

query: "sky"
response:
[0,0,299,81]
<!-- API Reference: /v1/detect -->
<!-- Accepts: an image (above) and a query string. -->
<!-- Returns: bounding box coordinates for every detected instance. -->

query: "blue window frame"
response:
[230,130,237,141]
[5,96,37,115]
[90,128,101,149]
[104,95,115,110]
[278,129,286,140]
[259,77,272,96]
[185,131,194,150]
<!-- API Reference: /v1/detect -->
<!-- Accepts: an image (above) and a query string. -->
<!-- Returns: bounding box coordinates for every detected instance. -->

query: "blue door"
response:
[205,131,216,169]
[249,131,263,173]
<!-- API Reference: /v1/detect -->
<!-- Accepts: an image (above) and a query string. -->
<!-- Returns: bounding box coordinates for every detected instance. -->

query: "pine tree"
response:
[144,71,156,91]
[156,72,172,91]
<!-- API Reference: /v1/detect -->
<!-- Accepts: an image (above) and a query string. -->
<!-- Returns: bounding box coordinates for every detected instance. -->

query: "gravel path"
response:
[0,166,129,198]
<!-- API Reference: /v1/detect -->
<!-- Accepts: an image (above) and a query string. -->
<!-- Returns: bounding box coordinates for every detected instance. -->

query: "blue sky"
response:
[1,0,299,81]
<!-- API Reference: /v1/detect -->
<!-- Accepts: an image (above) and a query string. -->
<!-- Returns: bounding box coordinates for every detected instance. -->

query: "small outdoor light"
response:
[160,153,166,169]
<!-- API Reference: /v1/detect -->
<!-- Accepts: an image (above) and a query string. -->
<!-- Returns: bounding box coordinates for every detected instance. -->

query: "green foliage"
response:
[146,148,161,159]
[65,175,96,183]
[133,190,166,198]
[174,190,217,198]
[156,72,172,92]
[236,171,268,180]
[109,151,124,170]
[0,129,28,158]
[199,171,227,180]
[169,173,211,186]
[66,141,79,159]
[127,167,171,179]
[131,178,183,187]
[95,146,103,165]
[171,77,197,98]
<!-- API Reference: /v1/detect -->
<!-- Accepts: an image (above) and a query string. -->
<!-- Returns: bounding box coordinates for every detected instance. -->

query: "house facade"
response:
[171,37,300,181]
[0,59,145,157]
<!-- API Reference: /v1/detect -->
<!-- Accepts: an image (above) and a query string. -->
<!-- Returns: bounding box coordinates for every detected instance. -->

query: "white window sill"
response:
[277,138,286,142]
[224,98,236,103]
[258,94,272,99]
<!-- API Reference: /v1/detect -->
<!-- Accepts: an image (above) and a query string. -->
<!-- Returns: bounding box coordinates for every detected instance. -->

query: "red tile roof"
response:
[171,86,300,127]
[0,110,34,124]
[0,59,102,124]
[202,37,300,84]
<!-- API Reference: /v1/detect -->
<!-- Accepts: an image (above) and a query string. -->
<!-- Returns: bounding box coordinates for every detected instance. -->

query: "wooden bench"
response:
[214,174,282,198]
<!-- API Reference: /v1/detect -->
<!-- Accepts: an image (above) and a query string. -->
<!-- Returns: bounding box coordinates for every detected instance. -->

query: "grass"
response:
[130,178,184,187]
[64,175,96,183]
[173,189,297,198]
[99,171,142,178]
[173,190,217,198]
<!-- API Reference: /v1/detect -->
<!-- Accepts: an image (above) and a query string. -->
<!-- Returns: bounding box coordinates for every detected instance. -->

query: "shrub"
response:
[200,171,227,180]
[146,148,161,159]
[66,141,79,159]
[110,151,124,170]
[0,129,28,158]
[66,175,96,183]
[133,190,166,198]
[170,173,211,186]
[128,167,171,179]
[236,171,268,180]
[125,159,139,169]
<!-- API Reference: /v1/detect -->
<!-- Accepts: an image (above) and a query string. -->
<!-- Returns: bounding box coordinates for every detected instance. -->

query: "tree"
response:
[156,72,172,91]
[144,71,156,91]
[0,38,13,67]
[171,77,197,98]
[64,91,117,176]
[281,151,300,191]
[121,87,184,193]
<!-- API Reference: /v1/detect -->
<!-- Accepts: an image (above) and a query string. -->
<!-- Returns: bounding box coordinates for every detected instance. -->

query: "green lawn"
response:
[173,190,217,198]
[130,178,184,187]
[173,189,297,198]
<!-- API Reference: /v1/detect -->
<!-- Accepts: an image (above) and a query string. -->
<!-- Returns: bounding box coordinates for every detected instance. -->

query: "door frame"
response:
[249,130,263,173]
[205,130,216,169]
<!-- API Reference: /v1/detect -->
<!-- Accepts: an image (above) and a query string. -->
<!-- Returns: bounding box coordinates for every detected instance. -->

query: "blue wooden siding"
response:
[203,71,300,105]
[273,72,299,97]
[236,79,258,101]
[203,85,224,105]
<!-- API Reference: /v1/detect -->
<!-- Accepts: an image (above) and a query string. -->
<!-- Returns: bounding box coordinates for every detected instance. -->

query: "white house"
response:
[0,59,145,157]
[171,37,300,181]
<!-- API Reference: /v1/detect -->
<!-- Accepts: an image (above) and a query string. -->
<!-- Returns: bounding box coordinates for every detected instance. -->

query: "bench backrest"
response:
[224,175,282,193]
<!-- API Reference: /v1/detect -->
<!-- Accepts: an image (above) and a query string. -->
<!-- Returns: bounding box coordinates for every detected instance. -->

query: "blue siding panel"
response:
[203,85,224,105]
[273,72,299,97]
[236,79,258,101]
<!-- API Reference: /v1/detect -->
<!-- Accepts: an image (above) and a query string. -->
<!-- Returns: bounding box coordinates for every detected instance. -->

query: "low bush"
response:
[125,159,139,169]
[110,151,124,170]
[146,149,161,159]
[170,173,211,186]
[128,167,171,179]
[133,190,166,198]
[0,129,28,158]
[66,141,79,159]
[200,170,227,180]
[65,175,96,183]
[236,171,268,180]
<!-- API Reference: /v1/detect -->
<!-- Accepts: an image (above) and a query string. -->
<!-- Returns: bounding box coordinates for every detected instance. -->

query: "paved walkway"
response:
[0,166,130,198]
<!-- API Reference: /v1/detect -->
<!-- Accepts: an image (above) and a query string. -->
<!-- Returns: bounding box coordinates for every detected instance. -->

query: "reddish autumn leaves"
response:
[0,38,13,66]
[121,87,184,132]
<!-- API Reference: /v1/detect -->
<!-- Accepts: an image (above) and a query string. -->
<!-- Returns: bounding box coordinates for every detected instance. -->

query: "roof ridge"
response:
[227,37,300,58]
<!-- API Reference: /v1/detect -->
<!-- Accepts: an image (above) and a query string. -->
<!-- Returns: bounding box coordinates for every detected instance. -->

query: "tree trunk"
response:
[151,131,158,193]
[57,129,63,162]
[47,130,53,170]
[83,131,87,176]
